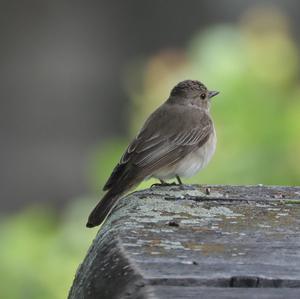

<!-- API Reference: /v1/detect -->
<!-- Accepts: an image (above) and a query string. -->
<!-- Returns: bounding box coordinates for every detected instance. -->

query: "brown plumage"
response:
[86,80,219,228]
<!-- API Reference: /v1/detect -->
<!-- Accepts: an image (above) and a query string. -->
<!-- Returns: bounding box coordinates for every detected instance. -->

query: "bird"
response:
[86,79,219,228]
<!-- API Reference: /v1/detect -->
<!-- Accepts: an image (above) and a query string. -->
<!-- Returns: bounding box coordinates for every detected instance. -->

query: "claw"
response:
[151,177,184,188]
[151,179,178,188]
[151,182,176,188]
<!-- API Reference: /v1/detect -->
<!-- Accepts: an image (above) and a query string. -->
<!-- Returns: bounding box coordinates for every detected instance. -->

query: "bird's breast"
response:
[153,129,217,180]
[176,128,217,178]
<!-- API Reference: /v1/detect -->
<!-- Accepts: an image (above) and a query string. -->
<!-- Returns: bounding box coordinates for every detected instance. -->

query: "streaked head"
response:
[169,80,219,109]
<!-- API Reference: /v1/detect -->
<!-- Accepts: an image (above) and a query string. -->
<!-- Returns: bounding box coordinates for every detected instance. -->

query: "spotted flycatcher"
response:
[87,80,219,227]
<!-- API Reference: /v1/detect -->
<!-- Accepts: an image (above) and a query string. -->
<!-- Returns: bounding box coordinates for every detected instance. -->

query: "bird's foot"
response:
[151,179,177,188]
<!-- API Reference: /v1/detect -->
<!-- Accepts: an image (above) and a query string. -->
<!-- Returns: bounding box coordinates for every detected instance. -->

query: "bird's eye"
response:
[200,93,206,99]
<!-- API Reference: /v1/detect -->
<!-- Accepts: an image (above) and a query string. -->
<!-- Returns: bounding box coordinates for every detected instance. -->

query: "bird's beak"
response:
[208,90,219,99]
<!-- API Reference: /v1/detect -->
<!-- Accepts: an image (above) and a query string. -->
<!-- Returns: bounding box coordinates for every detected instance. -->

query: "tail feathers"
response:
[86,192,120,228]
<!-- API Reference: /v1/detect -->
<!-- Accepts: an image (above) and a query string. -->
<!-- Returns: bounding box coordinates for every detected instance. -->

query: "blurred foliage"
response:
[0,200,95,299]
[1,6,300,299]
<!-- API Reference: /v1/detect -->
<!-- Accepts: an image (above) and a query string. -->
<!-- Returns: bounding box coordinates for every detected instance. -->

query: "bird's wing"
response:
[103,104,213,191]
[133,124,212,171]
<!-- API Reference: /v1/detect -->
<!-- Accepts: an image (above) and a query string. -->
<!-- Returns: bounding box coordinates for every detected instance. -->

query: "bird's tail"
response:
[86,191,121,228]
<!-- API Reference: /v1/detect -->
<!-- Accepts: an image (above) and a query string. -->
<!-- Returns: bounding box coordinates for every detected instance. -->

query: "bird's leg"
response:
[151,179,176,188]
[160,179,179,186]
[151,179,166,188]
[176,175,183,185]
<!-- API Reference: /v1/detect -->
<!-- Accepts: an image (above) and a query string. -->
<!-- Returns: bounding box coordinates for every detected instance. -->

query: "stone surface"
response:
[68,185,300,299]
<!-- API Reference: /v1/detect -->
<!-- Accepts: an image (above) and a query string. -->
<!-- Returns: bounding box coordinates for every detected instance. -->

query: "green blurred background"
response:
[1,2,300,299]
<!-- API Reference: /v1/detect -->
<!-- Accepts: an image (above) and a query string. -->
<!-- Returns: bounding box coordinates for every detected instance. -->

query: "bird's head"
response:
[169,80,219,110]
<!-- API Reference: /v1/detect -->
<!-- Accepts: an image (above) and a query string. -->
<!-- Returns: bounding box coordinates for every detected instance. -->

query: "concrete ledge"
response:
[68,185,300,299]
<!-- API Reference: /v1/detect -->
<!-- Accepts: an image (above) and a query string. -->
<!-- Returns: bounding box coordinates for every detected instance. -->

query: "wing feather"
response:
[137,125,211,167]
